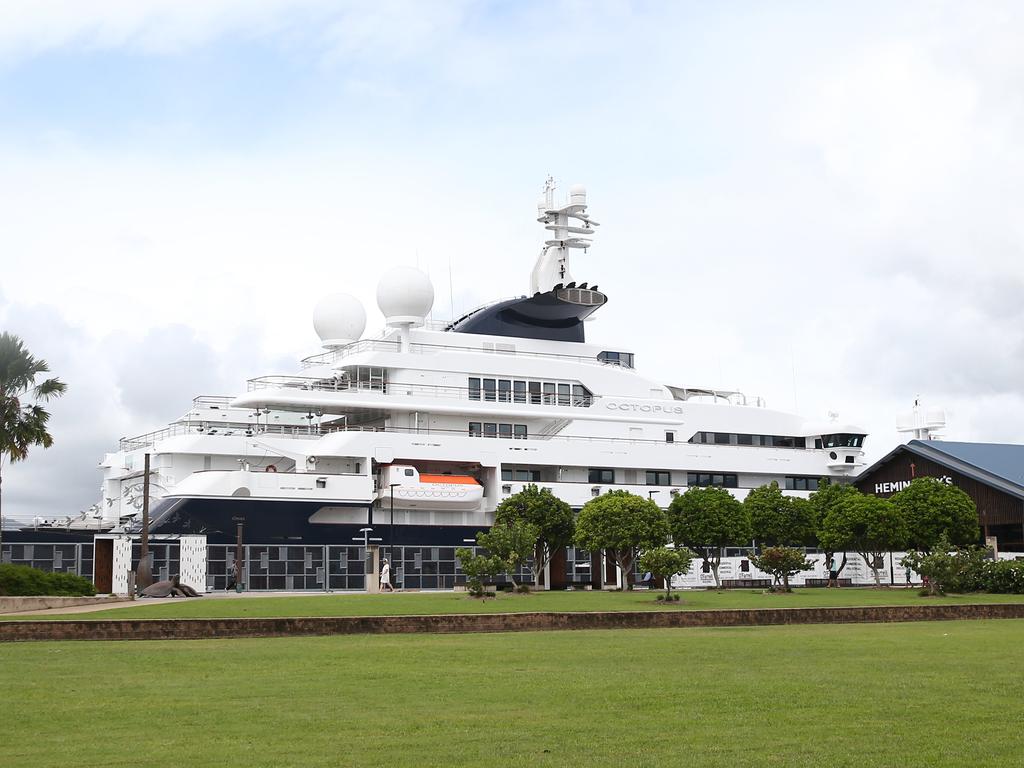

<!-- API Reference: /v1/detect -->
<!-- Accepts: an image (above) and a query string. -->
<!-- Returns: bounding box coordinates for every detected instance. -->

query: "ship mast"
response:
[530,176,600,295]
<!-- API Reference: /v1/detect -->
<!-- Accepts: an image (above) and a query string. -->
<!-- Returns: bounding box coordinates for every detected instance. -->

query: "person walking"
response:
[380,558,395,592]
[905,565,914,587]
[827,556,839,588]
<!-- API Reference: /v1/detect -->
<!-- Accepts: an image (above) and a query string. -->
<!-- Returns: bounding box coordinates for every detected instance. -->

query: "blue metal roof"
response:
[910,440,1024,489]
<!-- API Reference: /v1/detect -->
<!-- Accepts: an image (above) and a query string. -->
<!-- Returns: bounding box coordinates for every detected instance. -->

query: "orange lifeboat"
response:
[378,465,484,509]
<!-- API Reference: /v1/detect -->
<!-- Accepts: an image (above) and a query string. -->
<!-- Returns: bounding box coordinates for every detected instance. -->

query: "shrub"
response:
[980,560,1024,594]
[0,564,96,596]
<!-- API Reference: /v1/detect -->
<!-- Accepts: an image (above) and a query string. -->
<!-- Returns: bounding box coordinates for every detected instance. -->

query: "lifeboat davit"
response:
[378,465,484,509]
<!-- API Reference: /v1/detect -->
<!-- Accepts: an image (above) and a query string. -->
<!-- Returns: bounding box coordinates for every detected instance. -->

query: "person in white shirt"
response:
[380,558,395,592]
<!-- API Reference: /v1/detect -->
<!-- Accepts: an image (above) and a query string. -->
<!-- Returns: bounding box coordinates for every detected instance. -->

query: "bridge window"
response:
[598,351,635,369]
[822,434,865,448]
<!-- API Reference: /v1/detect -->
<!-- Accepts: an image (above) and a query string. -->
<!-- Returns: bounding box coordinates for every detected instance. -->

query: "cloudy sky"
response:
[2,1,1023,522]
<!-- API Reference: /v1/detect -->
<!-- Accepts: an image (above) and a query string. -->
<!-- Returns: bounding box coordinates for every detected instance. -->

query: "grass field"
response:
[7,586,1024,620]
[2,619,1021,767]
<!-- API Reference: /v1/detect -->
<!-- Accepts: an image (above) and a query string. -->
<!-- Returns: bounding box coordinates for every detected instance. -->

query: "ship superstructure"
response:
[87,179,867,589]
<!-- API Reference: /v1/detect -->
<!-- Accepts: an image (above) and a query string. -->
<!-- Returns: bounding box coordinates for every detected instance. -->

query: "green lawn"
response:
[8,586,1024,621]
[2,620,1021,767]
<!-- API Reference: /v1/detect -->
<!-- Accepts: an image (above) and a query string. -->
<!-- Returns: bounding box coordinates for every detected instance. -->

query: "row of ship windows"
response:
[468,422,529,439]
[468,378,593,407]
[688,432,865,450]
[589,469,820,490]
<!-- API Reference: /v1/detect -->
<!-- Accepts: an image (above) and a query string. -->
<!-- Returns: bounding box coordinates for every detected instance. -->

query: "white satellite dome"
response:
[313,293,366,349]
[376,266,434,326]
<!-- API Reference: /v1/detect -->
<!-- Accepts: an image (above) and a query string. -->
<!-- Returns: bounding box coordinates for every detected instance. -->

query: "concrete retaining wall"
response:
[0,596,126,615]
[3,603,1024,642]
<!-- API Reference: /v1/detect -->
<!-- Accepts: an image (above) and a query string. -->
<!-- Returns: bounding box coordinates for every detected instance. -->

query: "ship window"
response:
[503,468,541,482]
[404,468,415,477]
[646,471,670,486]
[588,468,615,484]
[513,381,527,403]
[482,379,496,402]
[483,423,497,438]
[815,438,823,449]
[513,424,528,440]
[557,383,571,406]
[785,476,820,491]
[713,432,732,445]
[498,380,512,403]
[665,431,675,443]
[572,384,592,407]
[468,378,481,401]
[498,423,513,439]
[529,381,542,404]
[737,434,753,446]
[543,382,556,405]
[468,422,481,437]
[823,433,865,448]
[598,351,635,369]
[688,472,738,488]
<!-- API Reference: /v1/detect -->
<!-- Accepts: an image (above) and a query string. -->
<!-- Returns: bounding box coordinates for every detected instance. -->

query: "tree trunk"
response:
[0,467,4,551]
[782,572,790,592]
[710,561,721,588]
[618,552,633,590]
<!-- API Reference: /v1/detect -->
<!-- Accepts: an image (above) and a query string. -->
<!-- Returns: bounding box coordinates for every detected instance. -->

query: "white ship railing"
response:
[120,422,847,455]
[299,339,620,370]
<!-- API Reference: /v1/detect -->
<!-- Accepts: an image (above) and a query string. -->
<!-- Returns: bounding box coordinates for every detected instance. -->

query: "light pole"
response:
[388,483,400,587]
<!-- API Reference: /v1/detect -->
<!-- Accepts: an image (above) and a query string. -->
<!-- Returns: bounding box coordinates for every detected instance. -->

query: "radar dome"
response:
[313,293,366,349]
[376,266,434,326]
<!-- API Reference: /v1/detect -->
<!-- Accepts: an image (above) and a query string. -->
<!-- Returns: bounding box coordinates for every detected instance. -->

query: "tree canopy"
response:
[820,494,908,586]
[574,490,669,589]
[475,518,539,589]
[745,481,816,546]
[668,486,750,588]
[0,332,67,546]
[493,483,575,587]
[638,547,693,597]
[890,477,978,551]
[749,546,814,592]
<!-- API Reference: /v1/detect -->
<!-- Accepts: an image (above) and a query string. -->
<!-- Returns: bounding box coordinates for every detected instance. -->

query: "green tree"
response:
[574,490,670,590]
[455,548,503,598]
[493,483,574,588]
[475,518,540,589]
[667,486,750,588]
[748,546,814,592]
[638,547,693,598]
[820,494,908,586]
[891,477,979,552]
[746,481,817,546]
[808,479,859,585]
[0,333,67,547]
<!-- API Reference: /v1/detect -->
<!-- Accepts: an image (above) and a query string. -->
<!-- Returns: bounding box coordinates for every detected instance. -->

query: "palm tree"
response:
[0,333,67,547]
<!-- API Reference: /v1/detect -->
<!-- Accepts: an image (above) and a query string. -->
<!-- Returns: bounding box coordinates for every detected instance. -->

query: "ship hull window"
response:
[687,472,738,488]
[646,471,670,486]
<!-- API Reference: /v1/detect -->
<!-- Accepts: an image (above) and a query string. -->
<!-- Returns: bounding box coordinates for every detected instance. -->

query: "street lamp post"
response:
[388,483,400,587]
